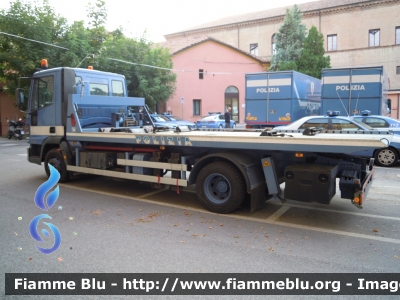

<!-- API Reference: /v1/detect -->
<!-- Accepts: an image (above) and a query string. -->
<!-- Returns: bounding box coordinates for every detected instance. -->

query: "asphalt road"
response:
[1,138,400,300]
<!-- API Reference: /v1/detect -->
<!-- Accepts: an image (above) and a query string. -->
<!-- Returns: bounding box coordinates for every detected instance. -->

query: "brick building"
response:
[0,86,24,137]
[164,0,400,119]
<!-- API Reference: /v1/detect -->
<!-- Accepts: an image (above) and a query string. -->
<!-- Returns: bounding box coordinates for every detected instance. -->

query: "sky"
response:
[1,0,318,42]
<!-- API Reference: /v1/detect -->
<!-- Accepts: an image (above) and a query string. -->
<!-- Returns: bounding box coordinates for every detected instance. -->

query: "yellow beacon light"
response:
[41,59,48,69]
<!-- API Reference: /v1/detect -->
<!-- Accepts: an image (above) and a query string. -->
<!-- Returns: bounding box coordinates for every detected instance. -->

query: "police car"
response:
[274,111,400,167]
[351,111,400,135]
[195,112,236,129]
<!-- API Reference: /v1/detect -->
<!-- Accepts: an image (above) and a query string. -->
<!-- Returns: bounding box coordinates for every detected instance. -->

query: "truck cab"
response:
[16,60,132,166]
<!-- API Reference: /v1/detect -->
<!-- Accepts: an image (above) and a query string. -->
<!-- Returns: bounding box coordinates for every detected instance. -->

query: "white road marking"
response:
[271,201,400,221]
[1,144,19,146]
[266,206,290,222]
[17,154,27,156]
[138,187,170,198]
[60,184,400,245]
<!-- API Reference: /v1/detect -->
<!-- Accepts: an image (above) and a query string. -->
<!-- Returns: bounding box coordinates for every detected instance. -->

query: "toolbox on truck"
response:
[284,164,338,204]
[80,152,117,170]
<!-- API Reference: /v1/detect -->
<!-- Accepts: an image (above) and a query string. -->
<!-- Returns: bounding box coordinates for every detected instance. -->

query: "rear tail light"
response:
[70,114,76,127]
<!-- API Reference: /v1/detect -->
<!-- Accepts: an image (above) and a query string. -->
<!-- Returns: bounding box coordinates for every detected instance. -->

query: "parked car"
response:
[148,114,176,129]
[196,113,236,129]
[149,114,196,130]
[351,111,400,134]
[274,111,400,167]
[162,113,196,129]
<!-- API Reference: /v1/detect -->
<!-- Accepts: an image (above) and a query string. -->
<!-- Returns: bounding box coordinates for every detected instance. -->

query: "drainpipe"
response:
[348,69,353,116]
[319,10,321,32]
[237,25,240,49]
[267,73,270,125]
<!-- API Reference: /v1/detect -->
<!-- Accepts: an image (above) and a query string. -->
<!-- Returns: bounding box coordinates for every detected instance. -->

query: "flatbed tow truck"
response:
[16,61,395,213]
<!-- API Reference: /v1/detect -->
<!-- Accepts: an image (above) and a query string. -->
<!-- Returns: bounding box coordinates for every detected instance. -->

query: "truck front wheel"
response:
[44,149,70,182]
[196,161,246,213]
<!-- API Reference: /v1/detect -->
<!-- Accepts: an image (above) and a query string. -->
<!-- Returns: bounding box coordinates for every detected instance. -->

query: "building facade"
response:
[161,36,268,123]
[164,0,400,119]
[0,86,24,137]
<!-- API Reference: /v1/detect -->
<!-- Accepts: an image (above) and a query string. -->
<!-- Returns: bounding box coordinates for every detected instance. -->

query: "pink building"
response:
[162,36,268,124]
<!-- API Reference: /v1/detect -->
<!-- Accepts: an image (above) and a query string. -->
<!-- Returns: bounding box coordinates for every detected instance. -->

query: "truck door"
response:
[29,70,63,143]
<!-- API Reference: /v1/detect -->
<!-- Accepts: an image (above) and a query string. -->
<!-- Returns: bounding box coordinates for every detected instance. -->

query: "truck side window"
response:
[112,80,124,97]
[90,83,109,96]
[31,75,54,110]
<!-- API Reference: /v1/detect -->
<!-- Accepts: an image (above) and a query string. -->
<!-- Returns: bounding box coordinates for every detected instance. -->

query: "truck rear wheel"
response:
[196,161,246,213]
[44,149,70,182]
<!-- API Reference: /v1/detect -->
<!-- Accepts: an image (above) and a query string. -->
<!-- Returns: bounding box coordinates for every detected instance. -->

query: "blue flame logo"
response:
[29,164,62,254]
[34,165,60,211]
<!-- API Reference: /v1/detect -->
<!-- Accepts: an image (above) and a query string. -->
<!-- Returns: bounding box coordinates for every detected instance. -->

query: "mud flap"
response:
[250,183,268,213]
[249,157,280,213]
[353,168,374,209]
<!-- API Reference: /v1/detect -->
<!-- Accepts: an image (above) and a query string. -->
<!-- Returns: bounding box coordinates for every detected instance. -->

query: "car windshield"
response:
[152,116,167,122]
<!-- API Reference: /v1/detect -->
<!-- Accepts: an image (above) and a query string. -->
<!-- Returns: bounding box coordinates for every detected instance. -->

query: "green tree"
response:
[0,0,70,92]
[297,26,331,79]
[0,0,176,108]
[57,21,92,68]
[269,5,307,71]
[86,0,108,62]
[99,33,176,109]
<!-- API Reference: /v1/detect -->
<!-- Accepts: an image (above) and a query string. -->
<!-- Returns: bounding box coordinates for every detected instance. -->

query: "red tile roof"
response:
[158,35,268,63]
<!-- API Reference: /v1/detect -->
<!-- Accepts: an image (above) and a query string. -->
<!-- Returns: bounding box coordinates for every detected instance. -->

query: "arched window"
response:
[225,86,238,93]
[271,34,276,55]
[224,86,239,123]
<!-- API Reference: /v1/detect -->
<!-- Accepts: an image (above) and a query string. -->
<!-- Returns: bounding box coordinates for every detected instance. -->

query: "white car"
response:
[351,114,400,135]
[274,113,400,167]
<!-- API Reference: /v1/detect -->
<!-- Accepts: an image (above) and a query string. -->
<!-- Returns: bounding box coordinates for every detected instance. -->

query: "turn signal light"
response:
[295,153,304,158]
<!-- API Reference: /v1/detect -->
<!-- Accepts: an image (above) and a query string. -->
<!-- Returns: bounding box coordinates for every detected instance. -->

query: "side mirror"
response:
[15,88,25,108]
